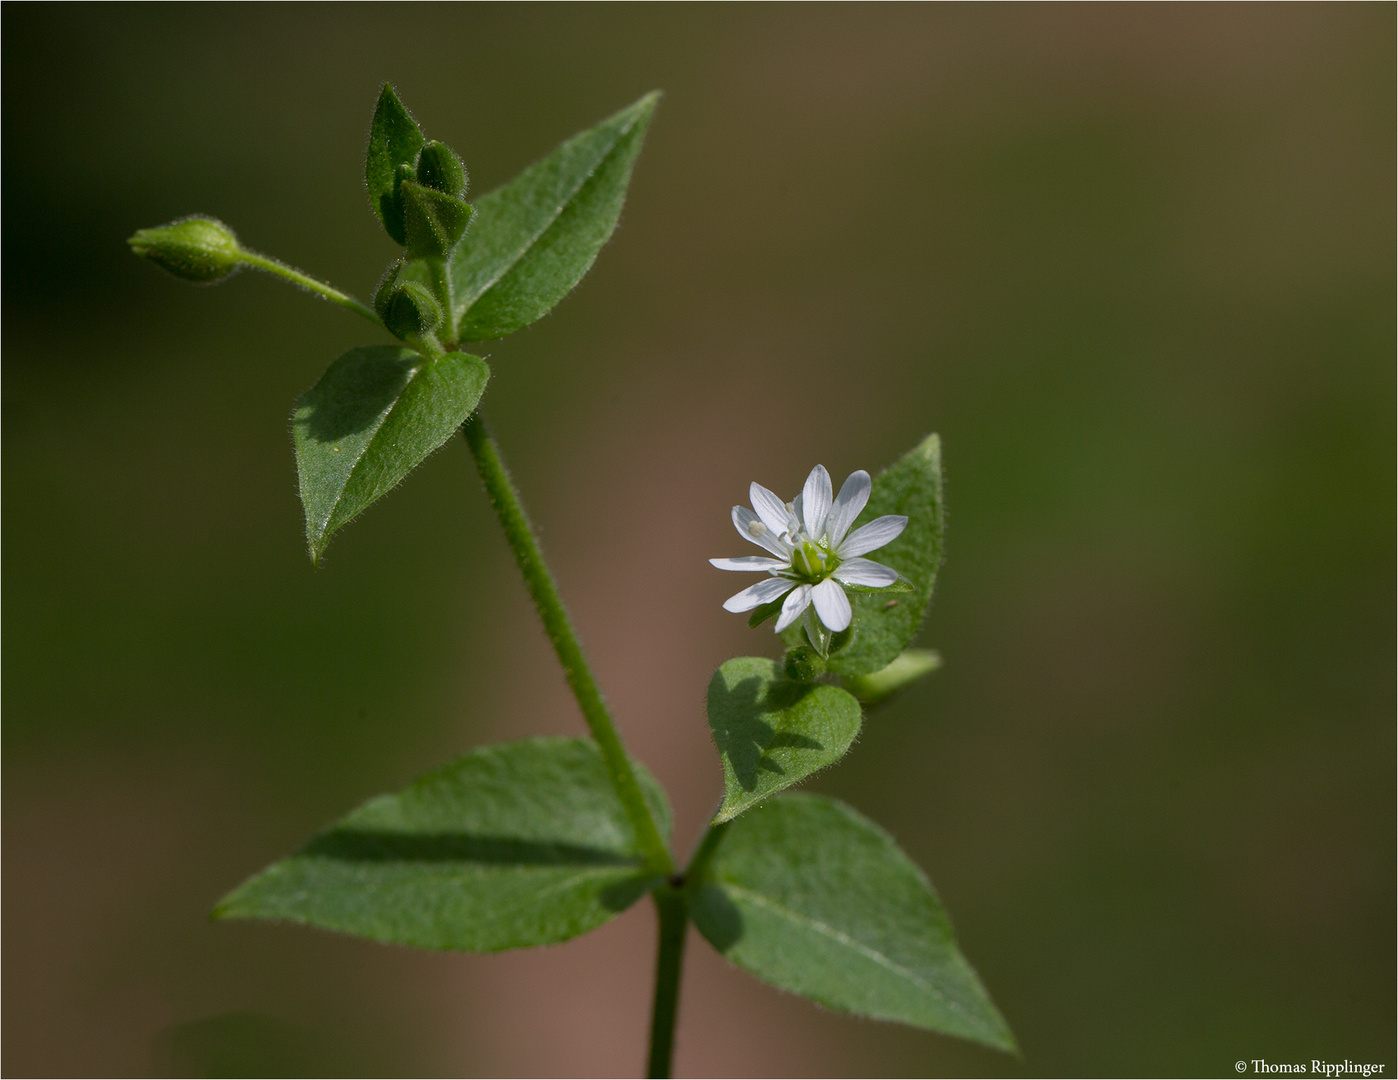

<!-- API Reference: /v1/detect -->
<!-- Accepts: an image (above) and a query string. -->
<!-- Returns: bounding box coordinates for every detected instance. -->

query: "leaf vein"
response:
[722,883,973,1021]
[453,113,642,324]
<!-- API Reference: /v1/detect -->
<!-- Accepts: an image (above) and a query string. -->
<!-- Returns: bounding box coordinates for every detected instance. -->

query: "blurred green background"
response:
[4,5,1393,1077]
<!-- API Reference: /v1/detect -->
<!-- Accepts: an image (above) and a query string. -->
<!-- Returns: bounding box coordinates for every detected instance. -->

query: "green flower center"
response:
[790,540,839,583]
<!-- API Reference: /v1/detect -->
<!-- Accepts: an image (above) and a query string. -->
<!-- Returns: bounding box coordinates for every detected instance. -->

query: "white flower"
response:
[711,464,908,637]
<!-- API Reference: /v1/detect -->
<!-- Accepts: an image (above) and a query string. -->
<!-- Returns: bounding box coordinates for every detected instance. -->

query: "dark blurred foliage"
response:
[3,5,1392,1077]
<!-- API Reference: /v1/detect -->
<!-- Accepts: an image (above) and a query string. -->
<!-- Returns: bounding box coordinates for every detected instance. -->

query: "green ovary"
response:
[790,541,839,583]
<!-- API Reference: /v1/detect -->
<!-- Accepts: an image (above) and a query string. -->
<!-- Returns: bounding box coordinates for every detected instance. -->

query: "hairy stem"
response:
[646,886,688,1079]
[237,250,383,327]
[461,415,673,875]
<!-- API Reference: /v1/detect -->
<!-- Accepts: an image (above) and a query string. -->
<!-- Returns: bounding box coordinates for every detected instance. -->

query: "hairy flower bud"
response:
[127,217,242,283]
[375,279,443,339]
[784,645,827,683]
[416,140,467,197]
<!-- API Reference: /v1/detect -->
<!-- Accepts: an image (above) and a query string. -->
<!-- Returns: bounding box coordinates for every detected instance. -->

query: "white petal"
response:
[723,576,795,613]
[826,470,871,547]
[811,578,852,632]
[802,465,833,539]
[833,557,899,587]
[837,514,908,557]
[749,482,791,536]
[710,556,788,572]
[733,506,792,558]
[773,584,813,632]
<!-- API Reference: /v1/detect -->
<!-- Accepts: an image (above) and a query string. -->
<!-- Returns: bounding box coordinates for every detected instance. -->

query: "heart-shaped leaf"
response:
[688,793,1016,1051]
[450,91,659,342]
[215,738,672,952]
[707,657,862,823]
[365,83,425,245]
[293,346,489,561]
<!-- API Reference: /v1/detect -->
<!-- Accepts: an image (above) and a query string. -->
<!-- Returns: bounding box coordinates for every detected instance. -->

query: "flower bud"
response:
[416,140,467,198]
[375,279,443,340]
[399,180,473,258]
[127,216,242,282]
[784,645,827,683]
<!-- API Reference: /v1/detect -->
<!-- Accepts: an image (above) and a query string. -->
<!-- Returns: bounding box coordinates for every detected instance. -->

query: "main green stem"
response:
[646,887,688,1078]
[461,415,673,876]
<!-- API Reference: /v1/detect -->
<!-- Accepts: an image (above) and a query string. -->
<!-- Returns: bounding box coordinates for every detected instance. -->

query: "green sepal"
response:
[842,649,942,706]
[400,180,474,259]
[687,793,1016,1051]
[747,596,785,628]
[417,140,467,198]
[366,83,426,245]
[215,737,673,952]
[707,657,862,823]
[293,346,489,562]
[375,280,443,339]
[450,91,659,341]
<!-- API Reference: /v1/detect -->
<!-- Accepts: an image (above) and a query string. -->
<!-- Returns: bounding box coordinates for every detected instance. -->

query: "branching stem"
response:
[461,414,674,876]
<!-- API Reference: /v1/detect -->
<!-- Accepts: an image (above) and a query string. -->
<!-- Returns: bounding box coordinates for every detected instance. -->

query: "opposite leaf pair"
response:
[217,737,1012,1052]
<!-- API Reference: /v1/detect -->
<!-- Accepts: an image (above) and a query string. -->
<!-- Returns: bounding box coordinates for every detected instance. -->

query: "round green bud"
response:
[376,280,443,340]
[127,216,242,283]
[784,645,827,683]
[416,140,467,198]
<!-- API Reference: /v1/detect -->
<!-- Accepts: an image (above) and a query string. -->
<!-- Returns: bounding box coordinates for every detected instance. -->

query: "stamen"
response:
[747,520,767,537]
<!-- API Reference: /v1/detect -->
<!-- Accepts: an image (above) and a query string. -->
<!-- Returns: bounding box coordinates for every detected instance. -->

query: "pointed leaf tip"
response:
[450,91,662,342]
[689,794,1016,1051]
[294,347,490,562]
[216,737,673,952]
[366,83,427,244]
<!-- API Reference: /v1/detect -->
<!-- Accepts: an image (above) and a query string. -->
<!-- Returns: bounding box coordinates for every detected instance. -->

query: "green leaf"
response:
[793,434,946,676]
[215,737,672,952]
[450,91,659,342]
[707,657,862,823]
[688,794,1015,1052]
[293,346,489,562]
[366,84,426,245]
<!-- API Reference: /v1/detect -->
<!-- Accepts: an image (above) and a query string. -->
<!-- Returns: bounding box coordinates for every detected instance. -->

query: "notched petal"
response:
[827,470,872,547]
[811,578,852,632]
[837,514,908,557]
[749,483,791,536]
[723,577,795,613]
[832,557,899,587]
[710,556,788,572]
[802,465,833,539]
[774,583,813,632]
